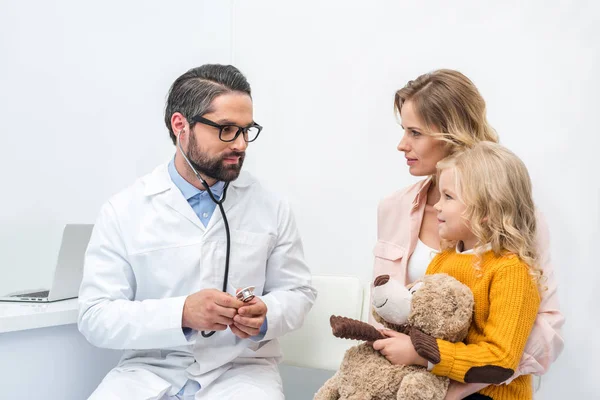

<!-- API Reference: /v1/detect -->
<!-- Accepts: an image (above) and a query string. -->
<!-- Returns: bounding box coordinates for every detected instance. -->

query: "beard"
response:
[186,133,245,182]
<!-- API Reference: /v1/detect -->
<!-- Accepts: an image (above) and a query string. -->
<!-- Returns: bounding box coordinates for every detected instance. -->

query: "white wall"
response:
[0,0,233,295]
[231,0,599,397]
[1,0,598,398]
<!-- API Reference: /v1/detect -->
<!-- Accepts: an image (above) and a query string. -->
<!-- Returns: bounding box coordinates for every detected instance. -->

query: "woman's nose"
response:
[397,134,409,152]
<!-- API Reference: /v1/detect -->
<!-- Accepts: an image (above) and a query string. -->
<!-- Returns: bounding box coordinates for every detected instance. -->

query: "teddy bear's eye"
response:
[409,281,424,294]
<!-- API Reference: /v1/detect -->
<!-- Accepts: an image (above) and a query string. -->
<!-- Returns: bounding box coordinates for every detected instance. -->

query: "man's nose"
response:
[231,132,248,151]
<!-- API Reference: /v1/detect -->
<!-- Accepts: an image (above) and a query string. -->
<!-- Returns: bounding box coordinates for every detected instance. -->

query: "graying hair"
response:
[164,64,252,144]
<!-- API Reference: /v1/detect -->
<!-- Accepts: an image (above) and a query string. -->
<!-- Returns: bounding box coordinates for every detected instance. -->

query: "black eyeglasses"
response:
[190,115,262,143]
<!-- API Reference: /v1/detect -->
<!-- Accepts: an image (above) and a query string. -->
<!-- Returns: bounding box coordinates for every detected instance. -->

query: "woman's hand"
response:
[444,381,490,400]
[372,329,428,367]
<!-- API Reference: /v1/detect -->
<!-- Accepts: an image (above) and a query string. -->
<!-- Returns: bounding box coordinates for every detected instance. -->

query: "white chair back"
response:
[279,274,365,371]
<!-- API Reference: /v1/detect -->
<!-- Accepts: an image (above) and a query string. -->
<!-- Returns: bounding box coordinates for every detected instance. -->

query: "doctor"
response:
[78,64,316,400]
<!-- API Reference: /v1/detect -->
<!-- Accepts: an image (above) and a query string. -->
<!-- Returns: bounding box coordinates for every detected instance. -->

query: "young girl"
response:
[374,141,542,400]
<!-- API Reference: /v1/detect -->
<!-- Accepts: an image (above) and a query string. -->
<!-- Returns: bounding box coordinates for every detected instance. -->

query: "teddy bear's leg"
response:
[314,372,342,400]
[397,371,449,400]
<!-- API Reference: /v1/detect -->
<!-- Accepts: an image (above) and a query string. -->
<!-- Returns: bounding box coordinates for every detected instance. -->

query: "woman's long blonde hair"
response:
[395,69,499,154]
[437,142,542,282]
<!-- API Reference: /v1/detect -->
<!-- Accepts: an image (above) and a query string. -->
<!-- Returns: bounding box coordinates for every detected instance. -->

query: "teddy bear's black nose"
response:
[374,275,390,287]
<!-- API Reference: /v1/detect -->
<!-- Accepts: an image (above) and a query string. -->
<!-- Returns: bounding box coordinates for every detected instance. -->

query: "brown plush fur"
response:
[314,273,474,400]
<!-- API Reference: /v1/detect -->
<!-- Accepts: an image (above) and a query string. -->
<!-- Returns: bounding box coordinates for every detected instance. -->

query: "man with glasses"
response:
[78,64,316,400]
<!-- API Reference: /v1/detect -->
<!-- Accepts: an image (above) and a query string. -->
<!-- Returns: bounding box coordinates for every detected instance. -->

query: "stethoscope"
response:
[177,130,255,338]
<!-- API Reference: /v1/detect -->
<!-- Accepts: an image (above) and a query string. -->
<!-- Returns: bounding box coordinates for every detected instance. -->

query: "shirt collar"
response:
[412,176,434,210]
[168,158,225,200]
[456,242,493,254]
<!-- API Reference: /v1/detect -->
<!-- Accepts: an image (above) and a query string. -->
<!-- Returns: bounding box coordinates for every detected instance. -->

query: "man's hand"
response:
[372,329,428,367]
[182,289,245,332]
[229,295,268,339]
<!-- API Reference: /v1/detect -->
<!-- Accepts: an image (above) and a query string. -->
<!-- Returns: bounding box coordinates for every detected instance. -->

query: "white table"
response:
[0,299,122,399]
[0,298,80,333]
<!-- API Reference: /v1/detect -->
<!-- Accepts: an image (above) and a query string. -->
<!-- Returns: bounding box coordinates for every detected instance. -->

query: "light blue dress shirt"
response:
[168,159,225,227]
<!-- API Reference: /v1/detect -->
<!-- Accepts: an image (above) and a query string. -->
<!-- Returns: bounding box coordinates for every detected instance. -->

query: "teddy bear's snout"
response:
[374,275,390,287]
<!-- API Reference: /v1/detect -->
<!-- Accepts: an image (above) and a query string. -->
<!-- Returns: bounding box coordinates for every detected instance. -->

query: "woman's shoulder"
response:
[378,178,430,211]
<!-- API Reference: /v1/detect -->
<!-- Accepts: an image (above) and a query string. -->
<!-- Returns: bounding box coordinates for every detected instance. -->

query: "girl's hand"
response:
[372,329,428,367]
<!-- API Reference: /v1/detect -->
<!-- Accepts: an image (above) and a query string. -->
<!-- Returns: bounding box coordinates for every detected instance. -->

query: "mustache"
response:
[222,151,245,159]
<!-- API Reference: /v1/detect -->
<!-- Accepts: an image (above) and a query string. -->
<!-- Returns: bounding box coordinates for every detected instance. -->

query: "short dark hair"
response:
[164,64,252,144]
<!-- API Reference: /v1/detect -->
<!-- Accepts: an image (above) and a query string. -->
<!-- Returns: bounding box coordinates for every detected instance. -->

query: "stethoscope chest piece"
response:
[236,286,256,302]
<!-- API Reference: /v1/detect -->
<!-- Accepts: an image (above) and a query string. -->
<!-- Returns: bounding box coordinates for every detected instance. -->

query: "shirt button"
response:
[202,212,209,218]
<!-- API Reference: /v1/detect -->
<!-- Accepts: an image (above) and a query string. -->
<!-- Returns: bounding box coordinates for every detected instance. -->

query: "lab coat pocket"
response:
[372,240,405,280]
[129,242,204,299]
[228,230,274,296]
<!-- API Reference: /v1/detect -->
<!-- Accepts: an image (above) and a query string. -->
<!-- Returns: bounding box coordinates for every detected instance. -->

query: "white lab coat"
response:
[78,162,316,398]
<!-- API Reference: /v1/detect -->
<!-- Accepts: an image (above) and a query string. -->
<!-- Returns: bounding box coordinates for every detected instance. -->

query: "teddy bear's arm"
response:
[330,315,386,342]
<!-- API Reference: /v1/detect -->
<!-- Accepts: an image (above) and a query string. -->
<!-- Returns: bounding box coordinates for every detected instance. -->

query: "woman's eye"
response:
[411,130,421,137]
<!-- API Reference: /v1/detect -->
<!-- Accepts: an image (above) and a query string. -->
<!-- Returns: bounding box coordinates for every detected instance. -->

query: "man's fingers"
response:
[229,324,251,339]
[212,304,238,319]
[233,314,263,329]
[215,293,245,309]
[238,301,266,316]
[210,314,235,327]
[233,322,260,337]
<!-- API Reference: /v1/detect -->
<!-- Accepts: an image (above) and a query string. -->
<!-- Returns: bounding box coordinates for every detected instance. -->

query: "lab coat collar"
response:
[144,162,254,197]
[143,162,255,231]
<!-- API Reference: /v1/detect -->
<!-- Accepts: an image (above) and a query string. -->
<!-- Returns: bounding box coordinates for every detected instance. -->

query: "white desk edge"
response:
[0,298,79,333]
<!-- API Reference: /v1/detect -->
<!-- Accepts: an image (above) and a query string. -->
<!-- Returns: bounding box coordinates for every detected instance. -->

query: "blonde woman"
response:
[370,70,564,399]
[374,142,542,399]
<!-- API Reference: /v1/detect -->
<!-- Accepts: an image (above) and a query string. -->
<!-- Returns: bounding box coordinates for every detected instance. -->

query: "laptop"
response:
[0,224,94,303]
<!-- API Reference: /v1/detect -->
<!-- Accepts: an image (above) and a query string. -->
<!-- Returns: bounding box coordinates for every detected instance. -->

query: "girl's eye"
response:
[445,193,453,200]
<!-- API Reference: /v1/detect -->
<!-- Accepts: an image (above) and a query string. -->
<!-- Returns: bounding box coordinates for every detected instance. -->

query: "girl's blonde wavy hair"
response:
[395,69,499,154]
[437,142,543,284]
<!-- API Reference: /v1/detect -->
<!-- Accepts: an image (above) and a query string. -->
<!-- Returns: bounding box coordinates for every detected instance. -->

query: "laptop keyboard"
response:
[12,290,50,298]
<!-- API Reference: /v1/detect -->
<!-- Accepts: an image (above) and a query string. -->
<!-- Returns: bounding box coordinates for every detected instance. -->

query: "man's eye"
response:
[222,126,237,134]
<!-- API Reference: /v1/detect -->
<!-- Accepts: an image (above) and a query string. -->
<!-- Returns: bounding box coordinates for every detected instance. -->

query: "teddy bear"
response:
[314,273,474,400]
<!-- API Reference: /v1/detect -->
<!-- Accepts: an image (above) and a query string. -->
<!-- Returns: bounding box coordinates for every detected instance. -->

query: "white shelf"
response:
[0,298,79,333]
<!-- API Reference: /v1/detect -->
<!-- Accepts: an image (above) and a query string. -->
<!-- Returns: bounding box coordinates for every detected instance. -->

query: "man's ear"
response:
[171,112,188,139]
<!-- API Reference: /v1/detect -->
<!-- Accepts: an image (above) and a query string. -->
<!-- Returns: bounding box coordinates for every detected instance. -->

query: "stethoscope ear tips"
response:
[236,286,256,302]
